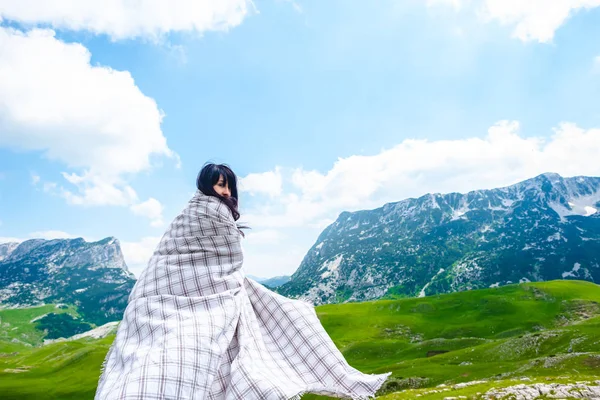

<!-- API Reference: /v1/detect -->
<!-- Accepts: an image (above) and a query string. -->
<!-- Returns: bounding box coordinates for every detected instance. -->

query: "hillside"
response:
[1,280,599,399]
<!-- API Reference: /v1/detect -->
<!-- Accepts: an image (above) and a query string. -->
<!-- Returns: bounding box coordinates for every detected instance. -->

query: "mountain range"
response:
[0,237,135,325]
[278,173,600,304]
[3,172,600,318]
[247,274,291,288]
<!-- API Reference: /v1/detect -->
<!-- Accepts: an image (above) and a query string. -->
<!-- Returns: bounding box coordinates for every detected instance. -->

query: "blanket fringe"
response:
[96,338,116,395]
[287,371,392,400]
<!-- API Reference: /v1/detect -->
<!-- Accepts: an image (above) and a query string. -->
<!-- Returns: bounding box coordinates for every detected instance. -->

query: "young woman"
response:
[95,163,389,400]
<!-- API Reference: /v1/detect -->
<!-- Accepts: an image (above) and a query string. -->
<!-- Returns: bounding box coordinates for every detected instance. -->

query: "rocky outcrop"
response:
[483,380,600,399]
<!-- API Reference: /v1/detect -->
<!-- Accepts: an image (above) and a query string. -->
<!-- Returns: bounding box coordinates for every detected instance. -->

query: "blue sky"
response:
[2,0,600,278]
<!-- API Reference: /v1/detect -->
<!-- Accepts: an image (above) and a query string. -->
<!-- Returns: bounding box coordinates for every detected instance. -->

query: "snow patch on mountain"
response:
[562,262,582,278]
[451,207,469,220]
[549,191,600,221]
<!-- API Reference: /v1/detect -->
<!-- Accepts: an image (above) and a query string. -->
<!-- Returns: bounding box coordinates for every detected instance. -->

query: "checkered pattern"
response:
[95,191,390,400]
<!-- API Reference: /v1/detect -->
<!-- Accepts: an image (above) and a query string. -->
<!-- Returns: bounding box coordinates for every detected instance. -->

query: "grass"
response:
[306,280,600,398]
[0,280,599,399]
[379,375,600,399]
[0,304,81,349]
[0,336,112,400]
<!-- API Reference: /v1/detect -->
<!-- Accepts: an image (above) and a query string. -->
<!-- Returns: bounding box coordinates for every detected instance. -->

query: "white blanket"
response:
[95,191,390,399]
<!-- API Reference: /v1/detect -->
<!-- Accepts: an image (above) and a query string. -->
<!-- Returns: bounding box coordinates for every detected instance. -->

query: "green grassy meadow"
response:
[1,280,599,399]
[0,304,82,349]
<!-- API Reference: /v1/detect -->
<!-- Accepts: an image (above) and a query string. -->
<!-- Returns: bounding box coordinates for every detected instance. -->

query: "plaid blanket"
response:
[95,191,390,399]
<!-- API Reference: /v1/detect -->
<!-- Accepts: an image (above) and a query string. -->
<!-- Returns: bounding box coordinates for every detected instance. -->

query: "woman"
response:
[95,163,389,400]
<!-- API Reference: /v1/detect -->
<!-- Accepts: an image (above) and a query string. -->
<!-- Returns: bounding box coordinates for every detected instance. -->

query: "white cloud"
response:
[239,167,283,197]
[239,226,316,277]
[28,230,79,240]
[0,27,172,225]
[427,0,600,43]
[242,121,600,230]
[120,236,162,278]
[0,230,92,244]
[60,173,138,207]
[481,0,600,43]
[426,0,463,9]
[42,182,58,194]
[242,240,306,278]
[237,120,600,277]
[7,122,600,279]
[244,229,285,245]
[0,236,21,244]
[130,198,165,227]
[0,0,254,40]
[30,173,40,185]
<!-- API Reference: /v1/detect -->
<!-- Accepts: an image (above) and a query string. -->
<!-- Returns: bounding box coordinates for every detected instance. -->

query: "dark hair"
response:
[196,163,241,221]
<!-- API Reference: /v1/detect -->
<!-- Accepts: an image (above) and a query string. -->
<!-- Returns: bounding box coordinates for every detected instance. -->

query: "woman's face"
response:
[213,174,231,198]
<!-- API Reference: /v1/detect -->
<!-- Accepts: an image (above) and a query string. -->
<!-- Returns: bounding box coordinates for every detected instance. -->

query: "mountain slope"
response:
[0,237,135,325]
[279,173,600,304]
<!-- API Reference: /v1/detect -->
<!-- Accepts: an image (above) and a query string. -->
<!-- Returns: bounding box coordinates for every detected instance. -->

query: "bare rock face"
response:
[484,381,600,399]
[0,237,136,325]
[279,173,600,305]
[0,242,19,262]
[43,321,120,345]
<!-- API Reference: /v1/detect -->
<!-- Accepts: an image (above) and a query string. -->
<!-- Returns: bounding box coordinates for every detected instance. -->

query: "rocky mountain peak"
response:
[0,242,19,262]
[278,174,600,305]
[0,237,135,325]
